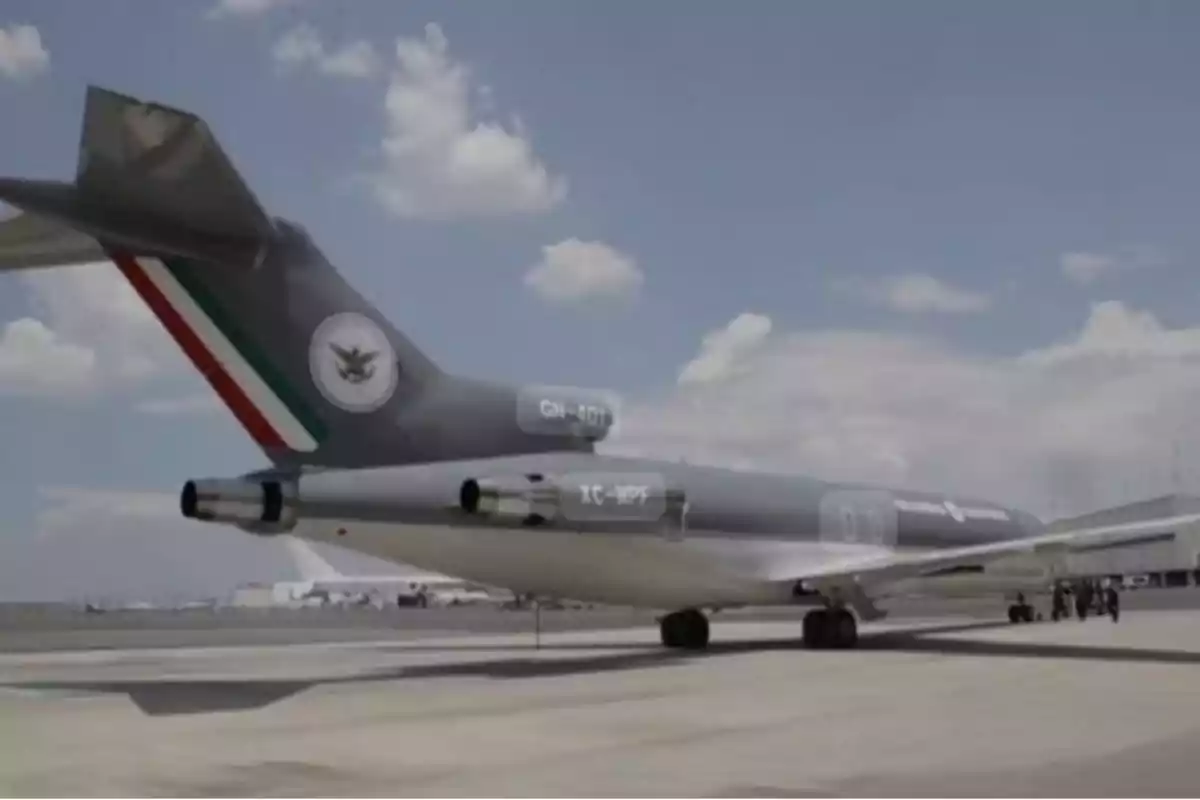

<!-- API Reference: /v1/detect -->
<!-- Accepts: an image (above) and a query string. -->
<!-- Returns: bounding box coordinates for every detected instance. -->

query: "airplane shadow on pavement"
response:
[9,618,1200,716]
[859,620,1200,665]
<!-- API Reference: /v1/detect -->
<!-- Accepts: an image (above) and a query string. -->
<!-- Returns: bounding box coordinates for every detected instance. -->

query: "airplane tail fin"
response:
[74,85,274,260]
[0,86,443,467]
[0,86,273,270]
[284,536,344,583]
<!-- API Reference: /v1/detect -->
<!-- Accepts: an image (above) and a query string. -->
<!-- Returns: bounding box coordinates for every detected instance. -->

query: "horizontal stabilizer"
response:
[0,210,106,270]
[0,86,275,270]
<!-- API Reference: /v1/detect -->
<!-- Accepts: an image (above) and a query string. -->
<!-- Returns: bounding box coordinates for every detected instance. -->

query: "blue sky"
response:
[3,0,1200,600]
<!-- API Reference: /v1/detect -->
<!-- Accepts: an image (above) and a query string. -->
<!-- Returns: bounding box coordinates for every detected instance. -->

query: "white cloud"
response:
[1060,252,1115,285]
[1021,300,1200,365]
[22,262,179,384]
[0,24,49,80]
[1060,248,1164,285]
[36,486,181,534]
[1,486,295,603]
[0,261,187,397]
[839,272,990,315]
[272,23,380,79]
[608,301,1200,519]
[678,312,772,385]
[321,40,380,78]
[207,0,296,19]
[0,318,95,395]
[370,23,567,220]
[524,239,643,305]
[272,22,321,63]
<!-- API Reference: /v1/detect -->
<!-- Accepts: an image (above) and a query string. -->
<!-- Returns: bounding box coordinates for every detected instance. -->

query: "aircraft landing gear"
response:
[1007,593,1035,623]
[802,607,858,649]
[659,608,710,650]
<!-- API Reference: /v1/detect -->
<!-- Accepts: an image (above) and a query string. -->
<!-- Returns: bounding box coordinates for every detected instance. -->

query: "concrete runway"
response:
[4,605,1200,796]
[2,585,1194,653]
[0,605,663,653]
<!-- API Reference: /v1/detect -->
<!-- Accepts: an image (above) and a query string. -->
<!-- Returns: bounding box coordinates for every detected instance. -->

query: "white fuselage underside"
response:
[289,519,1049,609]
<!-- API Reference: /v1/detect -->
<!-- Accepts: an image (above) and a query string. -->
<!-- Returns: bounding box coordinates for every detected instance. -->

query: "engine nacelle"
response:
[182,463,687,539]
[180,477,297,533]
[459,474,559,523]
[459,471,688,532]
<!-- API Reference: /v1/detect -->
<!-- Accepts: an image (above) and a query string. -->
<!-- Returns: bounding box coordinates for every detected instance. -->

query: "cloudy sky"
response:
[3,0,1200,601]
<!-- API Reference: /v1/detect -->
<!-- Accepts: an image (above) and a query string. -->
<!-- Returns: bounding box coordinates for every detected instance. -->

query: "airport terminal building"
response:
[1049,494,1200,583]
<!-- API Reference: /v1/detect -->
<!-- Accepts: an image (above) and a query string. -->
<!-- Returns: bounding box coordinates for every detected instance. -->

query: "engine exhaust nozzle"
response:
[180,477,296,532]
[458,475,557,522]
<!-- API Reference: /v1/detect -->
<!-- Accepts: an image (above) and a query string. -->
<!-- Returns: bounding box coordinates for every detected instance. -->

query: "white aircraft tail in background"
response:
[282,537,502,607]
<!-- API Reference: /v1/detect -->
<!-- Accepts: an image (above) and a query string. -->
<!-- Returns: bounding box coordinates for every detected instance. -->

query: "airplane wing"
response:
[770,511,1200,613]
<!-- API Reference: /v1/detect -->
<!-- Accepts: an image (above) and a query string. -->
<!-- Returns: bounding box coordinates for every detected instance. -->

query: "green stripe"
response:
[163,257,329,444]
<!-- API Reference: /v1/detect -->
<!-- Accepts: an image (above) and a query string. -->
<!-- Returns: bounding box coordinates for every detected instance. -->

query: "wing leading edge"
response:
[773,511,1200,597]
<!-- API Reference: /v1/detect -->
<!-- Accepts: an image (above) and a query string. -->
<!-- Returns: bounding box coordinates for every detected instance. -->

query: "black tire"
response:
[660,609,709,650]
[802,609,858,649]
[1008,605,1021,624]
[681,610,710,649]
[659,615,682,648]
[831,609,858,649]
[802,609,828,649]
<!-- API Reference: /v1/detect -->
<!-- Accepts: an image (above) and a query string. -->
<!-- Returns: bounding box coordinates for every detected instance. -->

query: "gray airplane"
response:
[1,86,1194,650]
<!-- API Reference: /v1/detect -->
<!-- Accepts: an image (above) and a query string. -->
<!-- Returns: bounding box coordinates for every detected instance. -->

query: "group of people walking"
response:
[1051,578,1120,622]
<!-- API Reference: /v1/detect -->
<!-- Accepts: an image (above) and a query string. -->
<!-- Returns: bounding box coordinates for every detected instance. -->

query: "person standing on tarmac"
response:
[1075,580,1093,620]
[1093,579,1108,615]
[1104,580,1120,622]
[1052,582,1068,621]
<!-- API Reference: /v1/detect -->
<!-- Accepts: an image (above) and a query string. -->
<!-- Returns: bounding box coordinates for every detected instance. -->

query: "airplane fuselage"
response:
[267,451,1052,609]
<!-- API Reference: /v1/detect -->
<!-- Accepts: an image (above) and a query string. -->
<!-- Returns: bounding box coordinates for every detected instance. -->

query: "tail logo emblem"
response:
[309,313,398,413]
[330,343,378,384]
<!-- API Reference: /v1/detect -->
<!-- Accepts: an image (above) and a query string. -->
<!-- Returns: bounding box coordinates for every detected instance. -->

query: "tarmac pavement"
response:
[2,603,1200,796]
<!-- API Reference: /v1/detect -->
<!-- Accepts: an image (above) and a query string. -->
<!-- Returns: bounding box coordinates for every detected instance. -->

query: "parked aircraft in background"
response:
[282,536,503,607]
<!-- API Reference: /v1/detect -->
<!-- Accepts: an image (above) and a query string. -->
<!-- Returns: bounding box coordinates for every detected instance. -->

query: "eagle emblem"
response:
[309,312,398,413]
[330,342,379,385]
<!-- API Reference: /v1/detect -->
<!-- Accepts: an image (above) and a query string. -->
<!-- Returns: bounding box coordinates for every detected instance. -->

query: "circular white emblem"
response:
[309,313,398,413]
[943,500,966,523]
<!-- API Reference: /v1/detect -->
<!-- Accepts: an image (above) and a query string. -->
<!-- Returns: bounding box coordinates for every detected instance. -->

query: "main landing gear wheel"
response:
[1007,603,1035,623]
[802,608,858,649]
[659,608,710,650]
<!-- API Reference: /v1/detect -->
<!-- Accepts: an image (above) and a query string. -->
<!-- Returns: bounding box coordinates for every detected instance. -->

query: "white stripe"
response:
[137,258,319,452]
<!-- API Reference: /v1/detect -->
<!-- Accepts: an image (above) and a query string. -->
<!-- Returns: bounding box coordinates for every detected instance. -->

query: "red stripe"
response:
[108,251,289,451]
